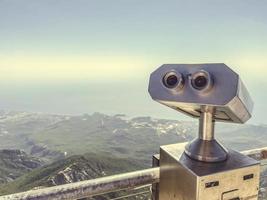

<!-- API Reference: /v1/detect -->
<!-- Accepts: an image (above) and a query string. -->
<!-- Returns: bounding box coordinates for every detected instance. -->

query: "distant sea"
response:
[0,80,264,124]
[0,80,177,118]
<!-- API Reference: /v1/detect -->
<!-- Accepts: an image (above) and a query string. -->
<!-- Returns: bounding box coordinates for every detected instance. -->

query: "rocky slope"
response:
[0,153,145,198]
[0,149,43,184]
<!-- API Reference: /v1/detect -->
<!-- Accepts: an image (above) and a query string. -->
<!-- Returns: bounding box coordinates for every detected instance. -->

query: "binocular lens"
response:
[193,76,208,89]
[163,72,184,90]
[166,75,178,87]
[191,71,213,91]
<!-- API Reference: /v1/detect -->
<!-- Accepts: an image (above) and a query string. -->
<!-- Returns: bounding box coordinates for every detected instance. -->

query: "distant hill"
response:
[0,111,195,165]
[0,111,266,164]
[0,153,146,199]
[0,149,43,184]
[0,110,267,198]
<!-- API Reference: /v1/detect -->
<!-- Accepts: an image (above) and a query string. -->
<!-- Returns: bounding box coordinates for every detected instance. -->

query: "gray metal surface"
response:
[164,143,259,176]
[148,63,253,123]
[198,107,215,140]
[185,138,228,162]
[148,63,254,163]
[185,106,228,162]
[243,147,267,160]
[159,145,197,200]
[152,154,160,200]
[160,143,260,200]
[0,168,159,200]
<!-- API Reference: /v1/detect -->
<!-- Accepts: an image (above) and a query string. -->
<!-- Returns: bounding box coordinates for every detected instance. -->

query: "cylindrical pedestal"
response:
[185,106,228,162]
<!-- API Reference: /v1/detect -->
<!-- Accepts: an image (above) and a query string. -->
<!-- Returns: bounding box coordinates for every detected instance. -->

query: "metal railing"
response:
[0,168,159,200]
[1,147,267,200]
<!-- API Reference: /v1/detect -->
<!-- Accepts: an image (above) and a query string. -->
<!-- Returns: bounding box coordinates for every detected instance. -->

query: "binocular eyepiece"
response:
[163,72,184,90]
[162,70,213,92]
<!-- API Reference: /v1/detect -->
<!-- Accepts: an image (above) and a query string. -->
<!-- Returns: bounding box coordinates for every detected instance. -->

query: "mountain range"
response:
[0,110,267,199]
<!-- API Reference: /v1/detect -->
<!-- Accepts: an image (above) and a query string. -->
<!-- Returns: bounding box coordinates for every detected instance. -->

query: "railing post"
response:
[152,154,160,200]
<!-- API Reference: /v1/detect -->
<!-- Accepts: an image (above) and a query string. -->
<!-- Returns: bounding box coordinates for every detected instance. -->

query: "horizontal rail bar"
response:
[241,147,267,161]
[1,146,267,200]
[110,191,150,200]
[0,168,160,200]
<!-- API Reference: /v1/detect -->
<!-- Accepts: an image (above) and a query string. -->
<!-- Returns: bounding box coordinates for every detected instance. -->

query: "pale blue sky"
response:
[0,0,266,123]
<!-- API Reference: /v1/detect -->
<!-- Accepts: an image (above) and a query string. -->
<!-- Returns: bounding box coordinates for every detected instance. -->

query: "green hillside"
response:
[0,149,43,184]
[0,153,144,196]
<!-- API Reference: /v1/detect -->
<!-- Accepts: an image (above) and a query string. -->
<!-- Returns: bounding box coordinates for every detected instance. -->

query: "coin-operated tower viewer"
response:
[149,64,260,200]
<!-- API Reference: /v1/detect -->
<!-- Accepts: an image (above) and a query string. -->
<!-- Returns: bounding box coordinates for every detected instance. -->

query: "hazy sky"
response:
[0,0,267,123]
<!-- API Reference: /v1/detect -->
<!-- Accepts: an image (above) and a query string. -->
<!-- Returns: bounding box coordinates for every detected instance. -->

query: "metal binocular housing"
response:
[148,63,253,162]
